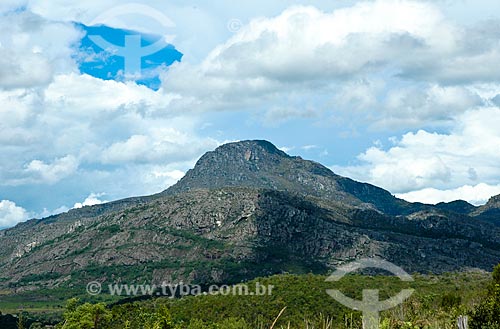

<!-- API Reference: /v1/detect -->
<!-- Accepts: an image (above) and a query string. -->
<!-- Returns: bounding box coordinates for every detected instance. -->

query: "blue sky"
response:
[1,0,500,228]
[77,24,182,89]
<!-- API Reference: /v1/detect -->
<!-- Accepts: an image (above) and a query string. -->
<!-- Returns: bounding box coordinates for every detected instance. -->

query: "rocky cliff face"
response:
[0,140,499,294]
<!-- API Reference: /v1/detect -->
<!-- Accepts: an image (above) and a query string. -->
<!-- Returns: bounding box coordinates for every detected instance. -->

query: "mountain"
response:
[435,200,478,214]
[473,195,500,226]
[165,140,423,215]
[0,140,499,296]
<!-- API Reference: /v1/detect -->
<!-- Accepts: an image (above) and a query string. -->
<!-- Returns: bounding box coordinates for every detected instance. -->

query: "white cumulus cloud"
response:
[24,155,79,185]
[0,11,81,89]
[0,200,29,228]
[334,107,500,204]
[161,1,458,114]
[0,70,219,218]
[396,183,500,206]
[73,193,107,209]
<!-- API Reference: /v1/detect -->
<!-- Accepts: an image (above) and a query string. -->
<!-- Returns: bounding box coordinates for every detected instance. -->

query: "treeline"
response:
[12,264,500,328]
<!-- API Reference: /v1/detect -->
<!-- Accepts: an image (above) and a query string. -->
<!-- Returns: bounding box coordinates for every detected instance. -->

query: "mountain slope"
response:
[0,140,499,297]
[2,187,499,289]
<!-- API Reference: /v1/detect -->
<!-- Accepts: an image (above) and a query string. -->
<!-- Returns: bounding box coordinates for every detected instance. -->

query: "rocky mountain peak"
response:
[187,140,295,177]
[474,194,500,225]
[163,139,336,196]
[164,140,413,215]
[485,194,500,207]
[202,140,291,167]
[214,140,290,160]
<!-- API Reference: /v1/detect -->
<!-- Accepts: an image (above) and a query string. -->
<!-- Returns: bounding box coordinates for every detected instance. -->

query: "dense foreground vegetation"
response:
[3,265,500,328]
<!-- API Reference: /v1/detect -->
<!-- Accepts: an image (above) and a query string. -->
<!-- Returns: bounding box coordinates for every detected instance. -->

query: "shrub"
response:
[493,263,500,285]
[440,292,461,310]
[470,264,500,329]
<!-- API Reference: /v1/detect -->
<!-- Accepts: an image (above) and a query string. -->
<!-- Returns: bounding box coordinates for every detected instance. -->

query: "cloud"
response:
[152,1,500,131]
[278,146,294,153]
[161,2,458,113]
[396,183,500,206]
[2,0,500,224]
[0,199,69,227]
[401,19,500,84]
[9,1,500,101]
[334,78,383,112]
[24,156,79,185]
[262,106,319,126]
[44,73,176,115]
[0,10,82,89]
[24,0,236,64]
[0,72,219,217]
[201,2,454,81]
[35,206,70,219]
[0,200,29,228]
[492,94,500,107]
[73,193,107,209]
[301,145,319,151]
[372,85,484,129]
[334,107,500,203]
[100,130,216,165]
[0,1,28,13]
[151,169,184,180]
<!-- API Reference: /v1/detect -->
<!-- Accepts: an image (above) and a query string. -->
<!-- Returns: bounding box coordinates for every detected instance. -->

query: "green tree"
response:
[61,299,111,329]
[143,306,174,329]
[470,284,500,329]
[470,263,500,329]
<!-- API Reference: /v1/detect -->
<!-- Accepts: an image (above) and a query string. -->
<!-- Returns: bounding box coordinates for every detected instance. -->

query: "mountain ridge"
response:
[164,140,426,216]
[0,140,499,298]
